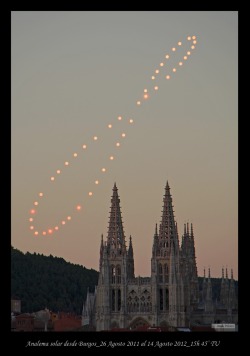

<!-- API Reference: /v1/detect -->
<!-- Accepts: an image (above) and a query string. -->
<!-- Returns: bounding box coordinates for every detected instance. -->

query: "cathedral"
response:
[82,182,238,331]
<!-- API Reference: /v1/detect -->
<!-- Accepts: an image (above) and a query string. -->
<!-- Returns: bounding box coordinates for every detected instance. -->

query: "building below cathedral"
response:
[82,182,238,331]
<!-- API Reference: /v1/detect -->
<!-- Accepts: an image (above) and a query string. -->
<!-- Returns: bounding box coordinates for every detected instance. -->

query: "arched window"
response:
[159,264,163,274]
[164,263,169,283]
[117,289,121,311]
[111,265,116,284]
[164,264,168,274]
[111,289,115,311]
[116,265,121,284]
[159,288,163,311]
[165,288,169,310]
[159,263,163,283]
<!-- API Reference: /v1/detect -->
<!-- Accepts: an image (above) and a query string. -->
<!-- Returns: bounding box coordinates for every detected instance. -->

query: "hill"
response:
[11,246,98,314]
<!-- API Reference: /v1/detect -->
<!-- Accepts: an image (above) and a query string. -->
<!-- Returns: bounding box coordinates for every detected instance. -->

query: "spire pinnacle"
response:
[226,268,228,279]
[231,269,233,279]
[222,267,224,279]
[107,184,126,252]
[128,235,135,278]
[204,267,206,278]
[165,180,170,190]
[128,235,133,256]
[184,223,186,235]
[208,267,211,279]
[159,181,177,244]
[155,223,158,236]
[191,223,194,237]
[187,222,189,236]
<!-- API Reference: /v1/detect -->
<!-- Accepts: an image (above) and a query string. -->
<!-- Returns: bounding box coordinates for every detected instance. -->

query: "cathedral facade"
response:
[82,182,238,331]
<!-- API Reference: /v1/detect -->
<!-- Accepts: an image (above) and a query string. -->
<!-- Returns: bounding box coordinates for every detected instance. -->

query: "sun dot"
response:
[116,142,120,147]
[151,76,155,80]
[192,35,196,40]
[173,68,176,72]
[144,89,148,93]
[172,47,176,52]
[29,218,33,222]
[89,192,93,196]
[108,124,112,129]
[160,62,164,67]
[65,161,69,166]
[56,170,61,174]
[101,168,106,172]
[30,226,34,230]
[118,116,122,121]
[34,201,38,206]
[187,36,191,40]
[179,62,183,66]
[67,216,71,220]
[122,133,126,138]
[76,205,82,211]
[144,94,149,99]
[191,45,195,50]
[184,56,187,60]
[178,41,182,46]
[110,156,114,160]
[55,226,59,231]
[42,231,46,236]
[34,231,38,236]
[166,75,170,80]
[137,101,141,106]
[82,144,87,149]
[39,192,43,197]
[129,119,134,124]
[155,69,159,74]
[193,40,197,44]
[165,54,170,59]
[30,209,36,215]
[73,153,78,157]
[187,51,191,56]
[154,86,158,90]
[93,136,98,141]
[48,229,53,234]
[62,221,66,225]
[51,177,55,181]
[95,180,99,185]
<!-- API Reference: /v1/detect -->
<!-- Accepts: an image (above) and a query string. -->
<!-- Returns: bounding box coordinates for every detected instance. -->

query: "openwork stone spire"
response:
[107,183,126,252]
[159,181,178,247]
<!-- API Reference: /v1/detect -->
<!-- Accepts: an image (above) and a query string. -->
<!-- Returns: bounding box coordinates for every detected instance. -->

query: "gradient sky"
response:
[11,11,238,279]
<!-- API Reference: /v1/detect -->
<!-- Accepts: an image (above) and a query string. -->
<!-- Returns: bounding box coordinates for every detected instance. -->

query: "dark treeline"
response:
[11,247,237,314]
[11,246,98,314]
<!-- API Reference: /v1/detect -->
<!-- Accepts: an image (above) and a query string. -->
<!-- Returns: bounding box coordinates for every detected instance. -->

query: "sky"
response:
[11,11,238,279]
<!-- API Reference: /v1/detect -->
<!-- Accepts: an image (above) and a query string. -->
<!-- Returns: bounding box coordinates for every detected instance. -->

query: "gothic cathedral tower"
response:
[96,183,134,331]
[151,182,185,327]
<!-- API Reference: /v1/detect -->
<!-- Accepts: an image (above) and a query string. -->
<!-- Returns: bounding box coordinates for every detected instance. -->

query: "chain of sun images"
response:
[28,35,197,236]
